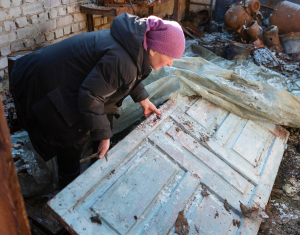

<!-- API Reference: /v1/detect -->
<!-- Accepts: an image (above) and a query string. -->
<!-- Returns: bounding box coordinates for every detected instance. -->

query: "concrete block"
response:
[13,40,24,51]
[74,2,81,12]
[0,32,16,45]
[1,45,11,56]
[7,7,21,20]
[45,32,54,41]
[58,7,66,16]
[49,9,57,19]
[4,21,16,31]
[79,21,86,30]
[55,28,63,38]
[94,18,101,27]
[24,38,35,47]
[0,10,5,21]
[61,0,69,4]
[103,16,107,24]
[63,25,70,34]
[26,0,35,3]
[39,12,49,22]
[71,23,79,32]
[17,25,38,39]
[38,20,56,33]
[30,15,38,24]
[0,57,8,69]
[44,0,61,8]
[74,13,85,23]
[100,23,110,30]
[23,3,43,15]
[0,0,10,8]
[35,34,45,44]
[15,17,28,28]
[56,15,72,27]
[12,0,21,6]
[67,5,75,14]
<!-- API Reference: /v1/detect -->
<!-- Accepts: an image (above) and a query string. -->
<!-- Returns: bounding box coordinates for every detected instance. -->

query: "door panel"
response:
[49,97,288,235]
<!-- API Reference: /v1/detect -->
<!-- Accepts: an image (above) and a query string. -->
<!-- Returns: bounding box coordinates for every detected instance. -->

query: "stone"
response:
[0,32,16,45]
[49,9,57,19]
[74,13,85,23]
[0,0,10,8]
[45,32,54,41]
[94,18,101,27]
[30,15,38,24]
[61,0,69,4]
[26,0,35,3]
[35,34,45,44]
[56,15,72,27]
[38,12,49,22]
[7,7,21,19]
[67,5,75,14]
[17,25,38,39]
[1,45,11,56]
[38,20,56,33]
[100,23,110,30]
[15,17,28,28]
[79,21,86,30]
[55,28,63,38]
[44,0,60,8]
[58,7,66,16]
[24,38,35,47]
[63,26,70,35]
[4,21,16,31]
[0,10,5,21]
[103,16,107,24]
[23,3,43,15]
[71,23,79,32]
[13,40,24,51]
[12,0,21,6]
[0,57,8,69]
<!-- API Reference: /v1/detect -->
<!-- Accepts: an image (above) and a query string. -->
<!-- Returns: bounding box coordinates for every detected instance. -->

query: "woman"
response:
[9,13,185,187]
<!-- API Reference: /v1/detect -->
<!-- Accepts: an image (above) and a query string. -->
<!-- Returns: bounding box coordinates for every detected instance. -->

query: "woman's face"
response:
[148,49,174,70]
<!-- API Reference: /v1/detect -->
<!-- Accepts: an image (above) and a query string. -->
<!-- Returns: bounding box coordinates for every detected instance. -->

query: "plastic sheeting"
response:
[113,42,300,134]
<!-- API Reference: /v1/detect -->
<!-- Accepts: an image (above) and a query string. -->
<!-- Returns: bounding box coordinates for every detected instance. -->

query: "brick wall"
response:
[0,0,91,94]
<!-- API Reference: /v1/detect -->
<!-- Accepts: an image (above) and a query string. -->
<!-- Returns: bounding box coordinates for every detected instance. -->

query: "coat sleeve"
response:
[78,54,134,141]
[130,82,149,103]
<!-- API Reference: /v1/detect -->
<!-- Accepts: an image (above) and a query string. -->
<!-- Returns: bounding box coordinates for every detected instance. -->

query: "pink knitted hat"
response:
[143,16,185,59]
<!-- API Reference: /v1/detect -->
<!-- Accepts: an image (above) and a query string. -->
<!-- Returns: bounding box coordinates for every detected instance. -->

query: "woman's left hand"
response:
[139,98,161,118]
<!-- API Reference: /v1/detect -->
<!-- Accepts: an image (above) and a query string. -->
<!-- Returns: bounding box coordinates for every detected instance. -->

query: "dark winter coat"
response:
[9,13,151,162]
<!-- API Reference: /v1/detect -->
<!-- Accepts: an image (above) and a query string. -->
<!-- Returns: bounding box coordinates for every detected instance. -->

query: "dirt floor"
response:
[258,127,300,235]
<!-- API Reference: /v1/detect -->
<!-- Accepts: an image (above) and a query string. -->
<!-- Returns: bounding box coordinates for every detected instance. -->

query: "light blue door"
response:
[49,96,288,235]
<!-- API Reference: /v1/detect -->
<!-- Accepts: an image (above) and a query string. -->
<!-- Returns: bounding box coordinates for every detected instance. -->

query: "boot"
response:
[58,168,80,189]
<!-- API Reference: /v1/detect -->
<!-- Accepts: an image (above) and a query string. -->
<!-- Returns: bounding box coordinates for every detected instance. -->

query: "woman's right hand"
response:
[97,139,110,159]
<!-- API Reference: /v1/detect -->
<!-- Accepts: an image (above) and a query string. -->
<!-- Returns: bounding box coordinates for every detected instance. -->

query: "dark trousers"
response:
[57,114,114,187]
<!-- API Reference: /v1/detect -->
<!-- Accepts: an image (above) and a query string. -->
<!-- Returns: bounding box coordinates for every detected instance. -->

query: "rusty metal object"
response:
[248,0,260,13]
[263,25,282,53]
[246,21,263,41]
[227,42,252,60]
[270,1,300,35]
[225,5,253,30]
[280,32,300,54]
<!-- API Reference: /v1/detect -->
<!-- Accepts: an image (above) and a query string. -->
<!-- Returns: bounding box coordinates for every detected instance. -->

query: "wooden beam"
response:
[0,96,31,235]
[173,0,180,22]
[86,14,94,32]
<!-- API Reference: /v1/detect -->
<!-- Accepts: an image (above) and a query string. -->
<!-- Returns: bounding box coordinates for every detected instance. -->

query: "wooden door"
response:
[49,96,288,235]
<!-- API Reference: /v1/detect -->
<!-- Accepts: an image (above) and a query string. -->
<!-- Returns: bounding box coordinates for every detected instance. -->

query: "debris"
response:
[233,219,236,226]
[237,220,241,228]
[282,178,300,197]
[240,202,259,218]
[175,210,190,235]
[263,25,282,53]
[201,189,210,197]
[134,215,137,220]
[227,42,252,60]
[110,169,115,175]
[12,143,22,149]
[224,199,230,212]
[271,189,284,195]
[253,47,279,67]
[90,215,102,225]
[181,21,205,38]
[246,21,263,41]
[214,211,219,219]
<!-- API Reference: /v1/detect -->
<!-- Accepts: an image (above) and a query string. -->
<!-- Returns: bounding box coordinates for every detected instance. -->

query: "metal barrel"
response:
[270,1,300,35]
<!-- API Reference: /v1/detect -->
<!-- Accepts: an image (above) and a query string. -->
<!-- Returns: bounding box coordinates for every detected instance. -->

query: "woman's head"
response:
[144,16,185,69]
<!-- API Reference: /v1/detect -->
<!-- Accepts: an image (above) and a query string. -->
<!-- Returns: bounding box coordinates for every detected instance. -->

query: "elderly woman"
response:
[9,13,185,187]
